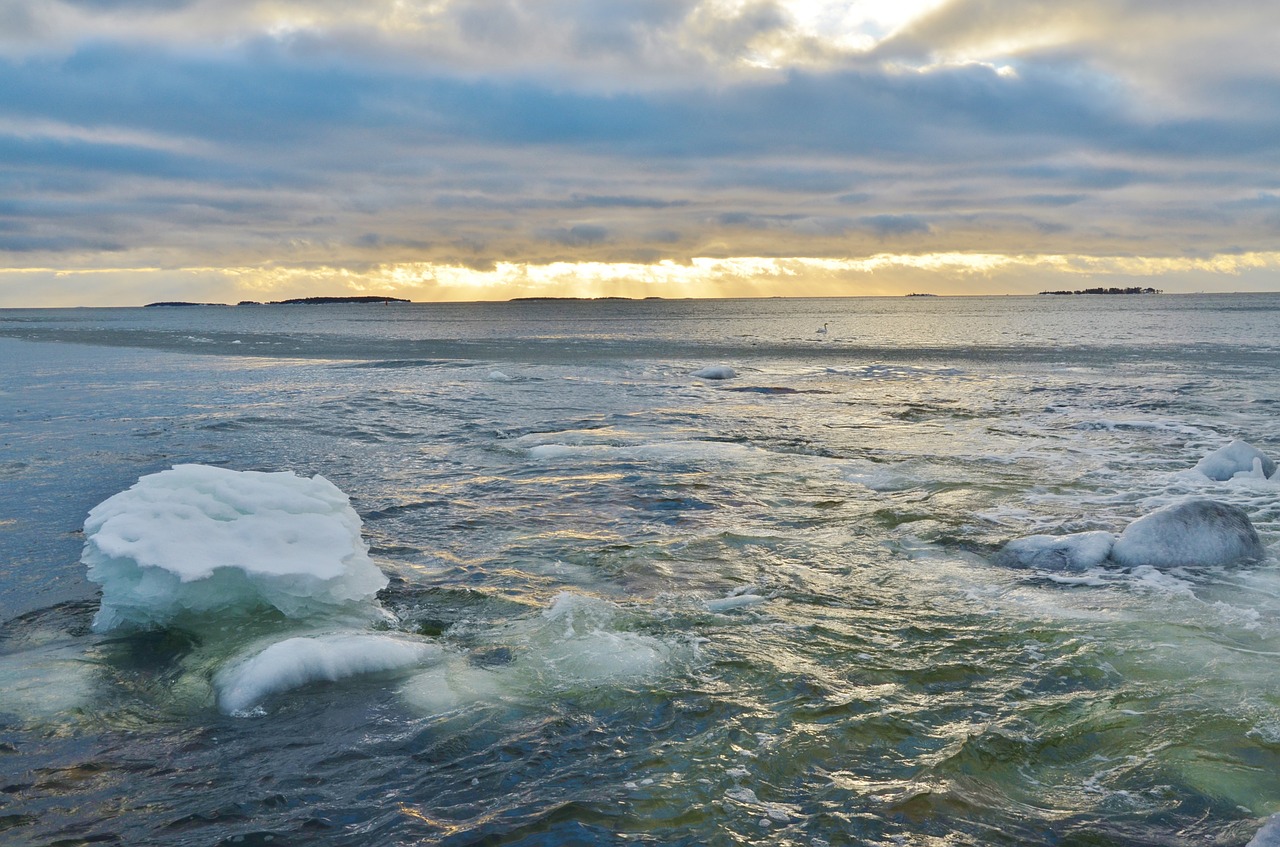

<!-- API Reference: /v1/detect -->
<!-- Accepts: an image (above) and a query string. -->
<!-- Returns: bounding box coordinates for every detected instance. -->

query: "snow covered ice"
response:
[1249,814,1280,847]
[692,365,737,380]
[1110,499,1266,570]
[996,497,1268,573]
[82,464,389,631]
[995,531,1115,572]
[215,633,441,714]
[1195,439,1277,481]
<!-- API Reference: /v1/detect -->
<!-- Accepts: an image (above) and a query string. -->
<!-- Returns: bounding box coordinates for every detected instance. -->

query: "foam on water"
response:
[215,633,441,714]
[995,531,1116,572]
[83,465,388,631]
[0,637,96,720]
[525,439,767,465]
[400,592,689,715]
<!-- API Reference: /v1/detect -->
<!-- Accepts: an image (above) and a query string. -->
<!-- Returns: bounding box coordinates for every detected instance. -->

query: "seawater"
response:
[1,294,1279,846]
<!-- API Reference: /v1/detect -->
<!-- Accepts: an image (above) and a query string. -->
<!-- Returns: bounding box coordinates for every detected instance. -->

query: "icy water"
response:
[1,294,1279,846]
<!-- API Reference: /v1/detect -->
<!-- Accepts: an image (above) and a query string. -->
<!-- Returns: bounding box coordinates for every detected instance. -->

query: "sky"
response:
[2,0,1280,306]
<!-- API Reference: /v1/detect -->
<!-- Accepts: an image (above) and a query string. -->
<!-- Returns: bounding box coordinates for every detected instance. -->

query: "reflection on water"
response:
[0,295,1278,845]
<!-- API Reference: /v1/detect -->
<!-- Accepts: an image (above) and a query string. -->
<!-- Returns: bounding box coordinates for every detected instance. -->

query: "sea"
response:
[1,293,1279,846]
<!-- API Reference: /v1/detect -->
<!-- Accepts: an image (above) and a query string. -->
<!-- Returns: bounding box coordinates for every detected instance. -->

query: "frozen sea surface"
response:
[1,294,1279,846]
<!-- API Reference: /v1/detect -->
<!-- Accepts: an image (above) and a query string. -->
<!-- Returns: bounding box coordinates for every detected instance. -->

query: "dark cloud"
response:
[858,214,931,237]
[1006,164,1139,190]
[702,165,859,194]
[539,224,610,245]
[1020,193,1088,207]
[0,233,126,252]
[1221,192,1280,210]
[1,44,363,145]
[568,194,688,209]
[354,232,433,250]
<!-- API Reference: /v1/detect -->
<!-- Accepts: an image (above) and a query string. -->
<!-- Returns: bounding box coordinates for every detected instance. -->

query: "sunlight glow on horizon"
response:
[6,251,1280,307]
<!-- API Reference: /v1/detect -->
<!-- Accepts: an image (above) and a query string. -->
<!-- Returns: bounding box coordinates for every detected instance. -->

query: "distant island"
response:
[266,296,409,305]
[904,293,937,297]
[1039,287,1162,295]
[145,296,410,307]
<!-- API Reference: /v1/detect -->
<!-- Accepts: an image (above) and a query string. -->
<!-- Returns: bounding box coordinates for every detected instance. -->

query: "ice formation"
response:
[1195,439,1277,481]
[1110,499,1265,569]
[216,633,439,713]
[995,531,1115,572]
[704,592,770,612]
[529,593,674,684]
[83,465,388,632]
[1249,814,1280,847]
[400,592,683,715]
[692,365,737,380]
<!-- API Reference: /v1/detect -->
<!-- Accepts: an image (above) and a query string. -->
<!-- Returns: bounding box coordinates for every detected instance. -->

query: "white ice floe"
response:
[692,365,737,380]
[83,464,388,631]
[216,633,440,714]
[995,531,1116,572]
[1110,499,1266,570]
[1195,439,1277,481]
[704,587,770,612]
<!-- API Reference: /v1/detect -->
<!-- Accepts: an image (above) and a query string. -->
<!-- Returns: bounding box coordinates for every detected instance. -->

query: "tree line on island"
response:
[1038,287,1162,295]
[145,296,411,307]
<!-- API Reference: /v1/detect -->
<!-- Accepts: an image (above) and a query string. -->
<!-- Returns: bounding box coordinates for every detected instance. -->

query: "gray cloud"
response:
[538,224,610,246]
[0,1,1278,284]
[859,214,931,238]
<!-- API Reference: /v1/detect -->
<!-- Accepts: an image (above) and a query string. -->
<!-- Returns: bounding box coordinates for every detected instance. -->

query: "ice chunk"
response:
[1249,814,1280,847]
[692,365,737,380]
[996,531,1115,572]
[1110,499,1266,569]
[399,662,503,714]
[216,633,440,714]
[704,590,770,612]
[83,465,388,631]
[1195,440,1277,481]
[400,592,686,715]
[528,593,674,684]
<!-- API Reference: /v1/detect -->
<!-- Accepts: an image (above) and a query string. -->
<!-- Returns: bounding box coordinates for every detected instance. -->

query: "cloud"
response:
[858,214,931,238]
[567,194,689,209]
[538,224,610,246]
[2,1,1279,303]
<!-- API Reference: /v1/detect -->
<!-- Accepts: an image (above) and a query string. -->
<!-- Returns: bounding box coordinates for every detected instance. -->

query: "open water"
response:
[1,294,1279,846]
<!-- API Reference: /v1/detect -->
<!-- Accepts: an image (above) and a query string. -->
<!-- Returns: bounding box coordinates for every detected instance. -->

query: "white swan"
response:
[816,322,829,336]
